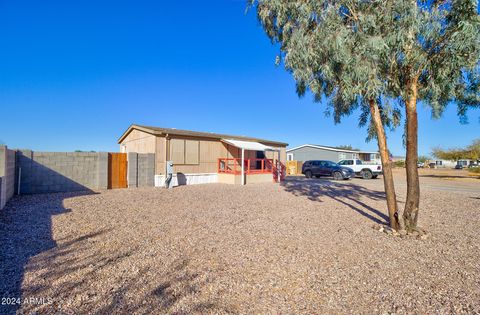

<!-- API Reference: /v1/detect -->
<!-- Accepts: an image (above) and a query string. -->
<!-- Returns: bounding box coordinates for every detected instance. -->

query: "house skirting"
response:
[154,172,276,187]
[154,173,218,187]
[217,173,274,185]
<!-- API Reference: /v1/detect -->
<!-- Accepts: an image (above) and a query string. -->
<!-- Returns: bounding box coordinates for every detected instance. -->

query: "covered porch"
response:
[217,139,285,185]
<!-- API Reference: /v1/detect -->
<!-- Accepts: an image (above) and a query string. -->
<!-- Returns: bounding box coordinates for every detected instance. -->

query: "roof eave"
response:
[118,124,288,147]
[117,124,163,144]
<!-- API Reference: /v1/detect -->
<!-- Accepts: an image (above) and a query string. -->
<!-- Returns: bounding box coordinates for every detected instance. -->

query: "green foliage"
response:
[249,0,480,130]
[432,147,465,160]
[470,167,480,174]
[394,160,406,168]
[467,139,480,160]
[432,138,480,160]
[249,0,404,141]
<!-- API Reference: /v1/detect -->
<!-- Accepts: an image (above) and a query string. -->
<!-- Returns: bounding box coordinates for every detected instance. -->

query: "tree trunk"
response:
[403,78,420,232]
[369,99,400,230]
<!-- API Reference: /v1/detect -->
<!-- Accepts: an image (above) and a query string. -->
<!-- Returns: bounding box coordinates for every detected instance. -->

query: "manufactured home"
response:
[287,144,380,164]
[118,125,287,186]
[432,159,479,168]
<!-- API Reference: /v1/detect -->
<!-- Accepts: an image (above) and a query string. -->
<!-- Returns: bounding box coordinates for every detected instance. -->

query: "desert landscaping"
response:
[1,169,479,314]
[2,1,479,314]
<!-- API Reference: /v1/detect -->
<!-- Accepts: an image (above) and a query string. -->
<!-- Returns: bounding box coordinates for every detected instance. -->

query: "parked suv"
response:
[302,160,354,180]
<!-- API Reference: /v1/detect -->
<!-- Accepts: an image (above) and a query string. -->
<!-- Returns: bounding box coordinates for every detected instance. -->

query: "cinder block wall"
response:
[127,153,155,187]
[0,177,4,210]
[138,153,155,187]
[16,151,108,194]
[0,146,16,209]
[1,147,154,197]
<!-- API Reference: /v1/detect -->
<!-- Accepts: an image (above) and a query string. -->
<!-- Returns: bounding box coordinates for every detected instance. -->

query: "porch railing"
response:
[217,158,274,175]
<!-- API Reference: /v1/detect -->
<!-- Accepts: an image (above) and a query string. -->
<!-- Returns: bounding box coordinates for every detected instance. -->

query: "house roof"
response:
[118,124,288,147]
[287,144,379,154]
[222,139,277,152]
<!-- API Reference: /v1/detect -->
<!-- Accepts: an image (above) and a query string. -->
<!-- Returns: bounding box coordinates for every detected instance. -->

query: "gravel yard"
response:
[1,173,479,314]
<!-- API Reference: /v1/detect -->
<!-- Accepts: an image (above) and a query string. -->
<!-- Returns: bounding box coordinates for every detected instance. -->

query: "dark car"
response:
[454,164,463,170]
[302,160,354,180]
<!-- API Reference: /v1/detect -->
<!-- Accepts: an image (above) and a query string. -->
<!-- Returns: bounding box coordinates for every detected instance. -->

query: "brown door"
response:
[108,153,127,189]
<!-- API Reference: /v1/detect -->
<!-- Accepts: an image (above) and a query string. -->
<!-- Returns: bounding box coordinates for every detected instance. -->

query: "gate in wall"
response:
[108,153,127,189]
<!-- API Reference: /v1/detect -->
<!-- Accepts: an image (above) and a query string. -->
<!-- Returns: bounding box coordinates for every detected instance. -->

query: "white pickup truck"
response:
[338,159,382,179]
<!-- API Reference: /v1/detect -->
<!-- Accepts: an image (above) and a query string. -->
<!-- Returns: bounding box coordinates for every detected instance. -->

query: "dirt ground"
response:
[0,171,479,314]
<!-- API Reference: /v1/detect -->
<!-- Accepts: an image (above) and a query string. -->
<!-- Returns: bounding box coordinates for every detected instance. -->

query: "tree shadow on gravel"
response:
[93,257,234,315]
[150,258,219,313]
[282,177,390,225]
[1,191,233,315]
[0,190,98,315]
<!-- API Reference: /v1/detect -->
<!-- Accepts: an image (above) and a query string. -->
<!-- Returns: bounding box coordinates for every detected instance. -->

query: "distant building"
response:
[286,144,380,163]
[391,156,406,162]
[432,159,478,168]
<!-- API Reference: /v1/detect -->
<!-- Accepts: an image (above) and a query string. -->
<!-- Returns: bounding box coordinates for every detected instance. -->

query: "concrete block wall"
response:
[137,153,155,187]
[127,153,155,187]
[0,146,16,209]
[97,152,108,190]
[17,151,104,194]
[127,152,138,188]
[0,177,3,209]
[1,147,154,196]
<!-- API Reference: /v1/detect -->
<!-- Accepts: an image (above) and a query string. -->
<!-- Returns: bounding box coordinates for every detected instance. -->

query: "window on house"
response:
[170,139,200,165]
[287,153,293,161]
[185,140,199,164]
[170,139,185,164]
[339,153,347,160]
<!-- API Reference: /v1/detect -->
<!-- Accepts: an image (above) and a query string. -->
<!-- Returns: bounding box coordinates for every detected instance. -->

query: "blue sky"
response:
[0,0,478,156]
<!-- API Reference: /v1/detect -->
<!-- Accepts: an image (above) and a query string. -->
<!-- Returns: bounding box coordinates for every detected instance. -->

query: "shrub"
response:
[394,160,405,168]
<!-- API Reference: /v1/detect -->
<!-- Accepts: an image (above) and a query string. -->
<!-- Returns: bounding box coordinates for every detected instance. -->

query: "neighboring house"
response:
[457,159,479,167]
[286,144,380,163]
[432,159,457,168]
[433,159,479,168]
[118,125,287,186]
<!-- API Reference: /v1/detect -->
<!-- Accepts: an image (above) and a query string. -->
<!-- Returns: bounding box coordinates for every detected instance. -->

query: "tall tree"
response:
[379,0,480,231]
[250,0,480,232]
[250,0,402,229]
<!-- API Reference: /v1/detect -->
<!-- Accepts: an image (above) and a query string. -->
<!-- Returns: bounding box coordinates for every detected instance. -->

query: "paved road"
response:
[393,182,480,193]
[286,175,480,194]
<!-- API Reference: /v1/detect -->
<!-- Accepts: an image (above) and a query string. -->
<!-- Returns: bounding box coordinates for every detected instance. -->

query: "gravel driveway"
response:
[1,176,479,314]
